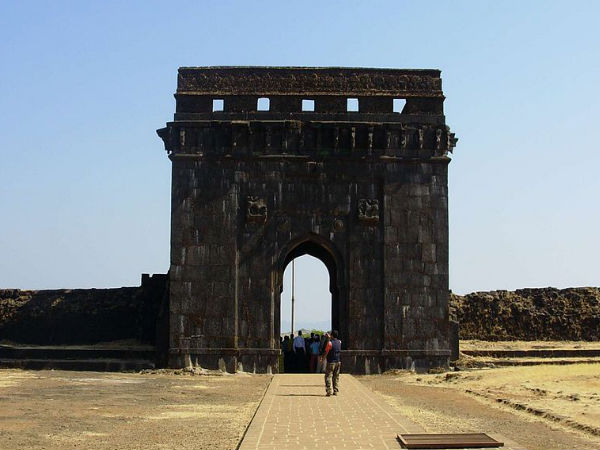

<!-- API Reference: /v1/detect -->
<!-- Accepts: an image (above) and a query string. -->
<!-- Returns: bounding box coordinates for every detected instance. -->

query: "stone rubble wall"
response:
[451,287,600,341]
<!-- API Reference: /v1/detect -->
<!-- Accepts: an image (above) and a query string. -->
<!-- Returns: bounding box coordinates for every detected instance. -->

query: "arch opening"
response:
[280,255,332,335]
[277,238,342,373]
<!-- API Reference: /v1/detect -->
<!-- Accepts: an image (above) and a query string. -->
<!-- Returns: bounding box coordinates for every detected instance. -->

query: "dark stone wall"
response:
[169,159,240,368]
[168,157,451,373]
[0,274,168,346]
[383,162,450,358]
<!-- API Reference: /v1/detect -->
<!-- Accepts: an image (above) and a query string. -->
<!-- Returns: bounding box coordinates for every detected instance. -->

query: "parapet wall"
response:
[157,66,458,161]
[0,274,167,346]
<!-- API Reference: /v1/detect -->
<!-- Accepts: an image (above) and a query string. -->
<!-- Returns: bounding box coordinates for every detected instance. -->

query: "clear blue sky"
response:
[2,1,599,329]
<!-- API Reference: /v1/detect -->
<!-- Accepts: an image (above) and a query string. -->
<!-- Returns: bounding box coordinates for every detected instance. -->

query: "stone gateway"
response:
[157,67,457,374]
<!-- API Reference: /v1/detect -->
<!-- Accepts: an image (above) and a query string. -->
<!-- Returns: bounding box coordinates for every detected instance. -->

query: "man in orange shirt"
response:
[320,330,341,396]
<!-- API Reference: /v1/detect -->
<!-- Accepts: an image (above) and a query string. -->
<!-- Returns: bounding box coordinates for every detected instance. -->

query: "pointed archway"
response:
[276,234,346,348]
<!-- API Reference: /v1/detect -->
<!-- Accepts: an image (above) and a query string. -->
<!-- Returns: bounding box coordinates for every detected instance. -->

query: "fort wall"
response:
[0,274,168,346]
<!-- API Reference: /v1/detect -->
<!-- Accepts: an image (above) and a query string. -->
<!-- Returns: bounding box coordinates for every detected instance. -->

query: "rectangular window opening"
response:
[302,99,315,111]
[393,98,406,113]
[212,99,224,112]
[347,98,359,112]
[257,97,270,111]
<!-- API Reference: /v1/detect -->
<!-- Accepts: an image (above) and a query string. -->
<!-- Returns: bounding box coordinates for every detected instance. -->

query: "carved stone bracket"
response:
[162,122,457,157]
[247,196,267,222]
[358,199,379,224]
[446,131,458,154]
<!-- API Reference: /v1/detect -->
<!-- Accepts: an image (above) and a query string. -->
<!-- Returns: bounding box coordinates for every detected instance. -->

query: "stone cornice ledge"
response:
[168,154,452,163]
[177,66,443,97]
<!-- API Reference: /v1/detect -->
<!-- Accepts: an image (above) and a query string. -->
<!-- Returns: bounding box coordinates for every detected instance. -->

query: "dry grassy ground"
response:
[428,364,600,433]
[461,340,600,350]
[361,363,600,450]
[0,369,271,450]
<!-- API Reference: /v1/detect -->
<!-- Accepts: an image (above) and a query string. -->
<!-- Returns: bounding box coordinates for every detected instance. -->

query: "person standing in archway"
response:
[282,335,291,373]
[292,330,306,373]
[321,330,341,396]
[309,334,320,372]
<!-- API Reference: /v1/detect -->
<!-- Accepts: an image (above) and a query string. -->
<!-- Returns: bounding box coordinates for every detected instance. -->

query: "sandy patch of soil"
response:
[360,364,600,450]
[432,364,600,433]
[0,368,271,450]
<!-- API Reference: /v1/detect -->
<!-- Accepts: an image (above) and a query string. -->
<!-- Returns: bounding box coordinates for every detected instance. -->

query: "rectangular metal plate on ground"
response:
[397,433,504,449]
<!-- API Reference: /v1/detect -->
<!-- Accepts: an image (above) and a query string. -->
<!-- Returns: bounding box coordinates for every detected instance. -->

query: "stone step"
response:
[0,358,155,372]
[462,348,600,358]
[483,358,600,367]
[0,345,157,372]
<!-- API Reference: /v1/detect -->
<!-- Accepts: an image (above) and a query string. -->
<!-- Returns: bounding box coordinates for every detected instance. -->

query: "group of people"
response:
[280,330,342,396]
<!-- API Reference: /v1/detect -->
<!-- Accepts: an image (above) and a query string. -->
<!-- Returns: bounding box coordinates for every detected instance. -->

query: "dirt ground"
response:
[0,369,271,450]
[2,363,600,450]
[360,363,600,450]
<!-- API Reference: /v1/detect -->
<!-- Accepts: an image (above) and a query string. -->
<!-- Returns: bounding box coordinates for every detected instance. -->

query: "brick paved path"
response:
[239,373,425,450]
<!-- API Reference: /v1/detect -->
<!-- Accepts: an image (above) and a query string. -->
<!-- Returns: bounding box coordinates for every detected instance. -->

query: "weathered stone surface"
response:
[176,67,444,97]
[451,287,600,341]
[158,66,458,373]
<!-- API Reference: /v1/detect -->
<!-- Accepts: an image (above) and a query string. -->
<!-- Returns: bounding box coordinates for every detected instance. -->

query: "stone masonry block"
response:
[421,243,436,263]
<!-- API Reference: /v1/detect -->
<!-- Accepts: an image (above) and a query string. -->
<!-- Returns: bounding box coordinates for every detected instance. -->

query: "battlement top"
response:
[177,66,443,98]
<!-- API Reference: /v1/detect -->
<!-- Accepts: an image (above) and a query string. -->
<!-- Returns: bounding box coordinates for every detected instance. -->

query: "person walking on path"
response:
[320,330,341,396]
